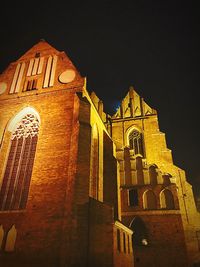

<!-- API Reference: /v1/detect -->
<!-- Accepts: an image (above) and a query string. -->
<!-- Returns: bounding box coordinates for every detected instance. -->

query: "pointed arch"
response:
[130,217,148,246]
[149,165,158,185]
[0,110,40,210]
[5,225,17,252]
[136,156,144,184]
[143,190,157,209]
[89,124,99,199]
[127,127,144,156]
[7,107,40,132]
[160,189,175,209]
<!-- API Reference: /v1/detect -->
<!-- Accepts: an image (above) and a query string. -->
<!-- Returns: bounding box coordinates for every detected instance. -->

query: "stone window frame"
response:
[0,107,40,212]
[160,189,175,210]
[143,189,157,210]
[126,126,144,157]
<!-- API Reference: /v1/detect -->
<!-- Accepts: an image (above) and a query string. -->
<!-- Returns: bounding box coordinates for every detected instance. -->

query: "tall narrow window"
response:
[0,113,39,211]
[128,189,138,206]
[160,189,175,209]
[143,190,157,210]
[149,165,158,185]
[129,129,144,156]
[24,79,38,91]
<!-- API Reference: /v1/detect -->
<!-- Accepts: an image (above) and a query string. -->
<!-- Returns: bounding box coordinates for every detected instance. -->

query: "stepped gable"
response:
[112,86,157,119]
[0,40,84,97]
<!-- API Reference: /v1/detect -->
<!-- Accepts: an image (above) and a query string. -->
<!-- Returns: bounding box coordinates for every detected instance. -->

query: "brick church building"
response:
[0,40,200,267]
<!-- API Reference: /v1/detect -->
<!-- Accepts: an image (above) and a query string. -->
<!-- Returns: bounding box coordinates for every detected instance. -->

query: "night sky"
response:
[0,1,199,196]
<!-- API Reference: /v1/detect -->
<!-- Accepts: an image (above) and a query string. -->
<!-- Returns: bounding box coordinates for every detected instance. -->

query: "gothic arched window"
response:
[143,190,157,210]
[160,189,175,209]
[128,129,144,156]
[0,113,39,211]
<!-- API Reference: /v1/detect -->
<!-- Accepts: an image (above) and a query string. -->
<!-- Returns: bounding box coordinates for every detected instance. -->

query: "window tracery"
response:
[128,129,144,156]
[0,114,39,211]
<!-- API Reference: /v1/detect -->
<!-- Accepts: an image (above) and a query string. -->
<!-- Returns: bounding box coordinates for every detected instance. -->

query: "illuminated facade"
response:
[0,41,199,267]
[105,88,200,267]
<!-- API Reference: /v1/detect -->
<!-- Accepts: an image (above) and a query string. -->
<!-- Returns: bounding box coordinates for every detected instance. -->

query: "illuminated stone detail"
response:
[12,114,39,139]
[10,63,26,94]
[43,55,58,88]
[32,57,40,75]
[0,114,39,210]
[15,62,26,93]
[37,57,44,74]
[27,59,34,76]
[9,64,21,93]
[0,82,7,94]
[58,69,76,83]
[0,41,199,267]
[160,189,175,209]
[113,87,156,118]
[49,55,58,86]
[27,57,44,76]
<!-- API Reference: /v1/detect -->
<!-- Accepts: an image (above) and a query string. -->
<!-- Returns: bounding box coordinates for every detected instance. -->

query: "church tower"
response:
[0,40,200,267]
[107,86,200,267]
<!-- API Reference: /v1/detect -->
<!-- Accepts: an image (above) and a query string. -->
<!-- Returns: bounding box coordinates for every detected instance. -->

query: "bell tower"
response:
[109,86,200,267]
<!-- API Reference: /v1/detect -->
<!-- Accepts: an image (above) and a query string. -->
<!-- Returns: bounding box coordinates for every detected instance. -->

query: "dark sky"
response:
[0,1,199,196]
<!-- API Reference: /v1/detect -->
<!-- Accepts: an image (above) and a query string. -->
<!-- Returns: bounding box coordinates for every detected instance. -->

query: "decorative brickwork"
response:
[0,40,199,267]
